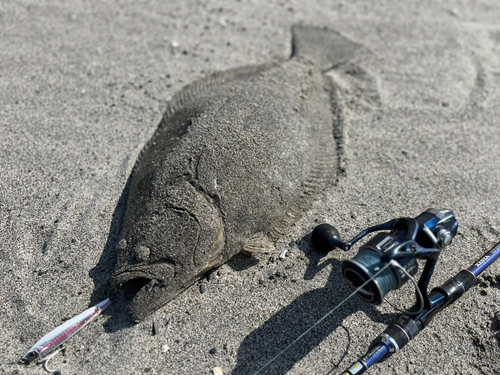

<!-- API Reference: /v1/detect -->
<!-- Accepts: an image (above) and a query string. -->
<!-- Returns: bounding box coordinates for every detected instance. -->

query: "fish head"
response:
[113,181,224,321]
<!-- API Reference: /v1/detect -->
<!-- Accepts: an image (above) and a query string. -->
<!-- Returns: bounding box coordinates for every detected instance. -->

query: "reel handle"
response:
[311,219,397,252]
[311,224,343,252]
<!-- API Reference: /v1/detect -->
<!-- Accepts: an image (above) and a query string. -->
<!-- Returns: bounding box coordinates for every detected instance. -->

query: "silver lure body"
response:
[22,298,111,363]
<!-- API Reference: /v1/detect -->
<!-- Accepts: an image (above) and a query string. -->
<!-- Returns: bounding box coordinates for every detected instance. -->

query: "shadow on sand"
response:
[232,236,398,375]
[88,176,136,332]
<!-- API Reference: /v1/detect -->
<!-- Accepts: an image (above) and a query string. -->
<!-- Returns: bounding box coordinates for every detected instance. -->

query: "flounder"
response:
[113,26,362,321]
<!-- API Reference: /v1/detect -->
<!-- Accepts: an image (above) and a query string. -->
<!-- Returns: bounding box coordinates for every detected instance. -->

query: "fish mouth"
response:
[113,272,165,321]
[115,276,151,292]
[112,265,178,322]
[114,274,159,300]
[113,261,175,292]
[113,270,166,301]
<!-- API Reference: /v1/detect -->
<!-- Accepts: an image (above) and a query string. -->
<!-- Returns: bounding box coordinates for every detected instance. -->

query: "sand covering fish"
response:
[112,25,363,321]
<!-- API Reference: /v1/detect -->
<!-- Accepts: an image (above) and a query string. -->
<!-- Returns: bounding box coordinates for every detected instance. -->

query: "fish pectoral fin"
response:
[292,25,363,72]
[242,233,275,255]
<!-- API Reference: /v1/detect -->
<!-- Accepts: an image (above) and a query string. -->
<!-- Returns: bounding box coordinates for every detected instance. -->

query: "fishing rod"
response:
[311,208,500,374]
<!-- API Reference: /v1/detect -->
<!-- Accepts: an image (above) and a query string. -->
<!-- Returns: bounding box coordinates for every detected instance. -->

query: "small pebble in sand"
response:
[161,344,169,353]
[279,248,288,259]
[171,40,180,48]
[209,347,217,355]
[200,284,207,294]
[213,367,223,375]
[153,320,161,335]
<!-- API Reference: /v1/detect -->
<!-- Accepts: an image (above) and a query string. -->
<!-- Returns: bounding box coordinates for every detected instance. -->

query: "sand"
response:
[1,1,499,374]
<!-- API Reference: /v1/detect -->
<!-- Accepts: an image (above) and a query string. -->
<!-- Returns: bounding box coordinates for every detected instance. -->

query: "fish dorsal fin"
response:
[163,63,275,121]
[292,25,363,72]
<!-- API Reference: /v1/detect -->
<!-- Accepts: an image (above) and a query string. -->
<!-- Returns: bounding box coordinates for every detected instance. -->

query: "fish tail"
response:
[291,25,363,72]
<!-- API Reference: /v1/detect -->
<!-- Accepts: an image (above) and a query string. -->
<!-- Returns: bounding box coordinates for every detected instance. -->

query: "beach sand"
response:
[1,1,499,374]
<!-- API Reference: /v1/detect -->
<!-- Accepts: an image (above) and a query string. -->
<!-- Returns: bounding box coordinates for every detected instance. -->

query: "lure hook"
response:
[42,346,64,373]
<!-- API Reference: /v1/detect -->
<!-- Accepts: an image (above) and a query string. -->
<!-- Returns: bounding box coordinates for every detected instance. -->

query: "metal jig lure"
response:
[21,298,111,372]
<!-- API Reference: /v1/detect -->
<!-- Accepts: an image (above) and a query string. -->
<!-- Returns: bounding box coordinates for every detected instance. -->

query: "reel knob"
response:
[311,223,340,252]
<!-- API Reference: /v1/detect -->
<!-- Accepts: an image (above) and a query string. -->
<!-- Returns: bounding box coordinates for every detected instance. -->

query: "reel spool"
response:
[312,208,458,312]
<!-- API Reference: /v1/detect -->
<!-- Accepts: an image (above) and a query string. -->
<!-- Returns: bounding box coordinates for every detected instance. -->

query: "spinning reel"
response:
[256,208,499,374]
[312,208,458,313]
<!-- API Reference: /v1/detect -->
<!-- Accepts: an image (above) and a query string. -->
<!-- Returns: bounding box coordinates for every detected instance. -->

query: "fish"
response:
[22,298,111,370]
[112,25,363,321]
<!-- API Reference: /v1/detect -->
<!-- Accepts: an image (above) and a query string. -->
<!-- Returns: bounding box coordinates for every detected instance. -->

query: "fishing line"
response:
[252,261,394,375]
[384,260,424,315]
